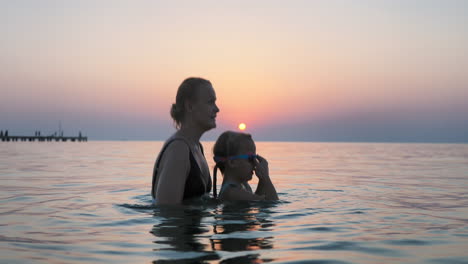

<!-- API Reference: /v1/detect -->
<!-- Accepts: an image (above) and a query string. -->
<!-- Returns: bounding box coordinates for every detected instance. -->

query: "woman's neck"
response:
[176,126,204,144]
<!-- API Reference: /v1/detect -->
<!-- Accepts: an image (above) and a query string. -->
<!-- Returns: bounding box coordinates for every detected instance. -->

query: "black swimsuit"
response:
[151,138,212,201]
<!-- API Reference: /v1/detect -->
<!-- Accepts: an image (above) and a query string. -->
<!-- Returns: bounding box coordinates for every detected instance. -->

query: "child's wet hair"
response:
[212,131,254,198]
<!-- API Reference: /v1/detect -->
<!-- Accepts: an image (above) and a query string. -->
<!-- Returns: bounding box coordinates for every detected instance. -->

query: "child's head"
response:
[213,131,256,172]
[212,131,257,198]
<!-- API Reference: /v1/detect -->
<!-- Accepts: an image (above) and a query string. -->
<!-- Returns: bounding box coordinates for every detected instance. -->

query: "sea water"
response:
[1,141,467,264]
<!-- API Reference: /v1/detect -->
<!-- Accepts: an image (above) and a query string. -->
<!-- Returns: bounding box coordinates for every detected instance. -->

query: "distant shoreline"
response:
[1,135,88,142]
[68,139,468,144]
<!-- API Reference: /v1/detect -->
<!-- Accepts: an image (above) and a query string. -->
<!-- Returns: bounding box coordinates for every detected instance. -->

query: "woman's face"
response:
[191,84,219,131]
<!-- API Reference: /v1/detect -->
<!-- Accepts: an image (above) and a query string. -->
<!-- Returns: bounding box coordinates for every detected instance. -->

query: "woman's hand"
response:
[254,155,270,182]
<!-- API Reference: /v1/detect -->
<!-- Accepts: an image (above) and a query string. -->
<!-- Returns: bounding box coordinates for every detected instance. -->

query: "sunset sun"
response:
[238,123,246,131]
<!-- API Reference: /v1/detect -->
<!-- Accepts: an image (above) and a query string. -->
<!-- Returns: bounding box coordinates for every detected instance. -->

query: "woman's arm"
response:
[155,141,190,205]
[254,155,279,200]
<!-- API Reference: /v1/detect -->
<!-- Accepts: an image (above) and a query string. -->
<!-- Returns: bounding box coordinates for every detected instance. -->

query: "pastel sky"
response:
[1,0,467,142]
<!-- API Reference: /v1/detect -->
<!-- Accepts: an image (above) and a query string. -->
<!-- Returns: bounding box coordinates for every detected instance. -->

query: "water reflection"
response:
[151,205,219,263]
[150,201,277,264]
[211,202,276,263]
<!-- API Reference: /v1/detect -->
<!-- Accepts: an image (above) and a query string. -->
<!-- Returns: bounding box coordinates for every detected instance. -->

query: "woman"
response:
[152,77,219,205]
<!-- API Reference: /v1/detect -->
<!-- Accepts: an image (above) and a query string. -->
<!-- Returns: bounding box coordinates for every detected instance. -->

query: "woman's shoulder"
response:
[164,136,191,151]
[160,137,191,163]
[167,134,201,150]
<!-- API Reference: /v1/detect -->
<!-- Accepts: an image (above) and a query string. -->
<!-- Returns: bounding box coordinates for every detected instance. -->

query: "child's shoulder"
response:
[219,181,263,201]
[219,181,242,197]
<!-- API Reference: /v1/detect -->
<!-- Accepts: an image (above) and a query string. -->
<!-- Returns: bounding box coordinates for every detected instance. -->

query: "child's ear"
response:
[226,160,238,168]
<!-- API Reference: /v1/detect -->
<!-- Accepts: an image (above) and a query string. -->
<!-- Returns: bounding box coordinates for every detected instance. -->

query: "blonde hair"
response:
[212,131,254,198]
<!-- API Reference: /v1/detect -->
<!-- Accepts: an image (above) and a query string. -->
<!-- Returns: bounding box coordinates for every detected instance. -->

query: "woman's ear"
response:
[184,99,193,112]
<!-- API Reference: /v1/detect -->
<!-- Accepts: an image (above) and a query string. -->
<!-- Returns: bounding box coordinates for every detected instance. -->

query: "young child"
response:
[212,131,278,201]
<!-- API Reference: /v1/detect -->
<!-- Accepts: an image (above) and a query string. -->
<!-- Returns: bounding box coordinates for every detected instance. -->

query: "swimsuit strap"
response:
[199,142,204,156]
[151,137,198,199]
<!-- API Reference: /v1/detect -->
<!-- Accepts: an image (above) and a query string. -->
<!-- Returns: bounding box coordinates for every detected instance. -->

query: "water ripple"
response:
[1,141,467,263]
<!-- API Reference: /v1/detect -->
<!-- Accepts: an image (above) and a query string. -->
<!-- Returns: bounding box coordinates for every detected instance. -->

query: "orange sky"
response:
[1,1,467,141]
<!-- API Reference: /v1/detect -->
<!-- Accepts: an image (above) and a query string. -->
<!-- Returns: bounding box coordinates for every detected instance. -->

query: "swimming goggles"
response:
[213,153,258,163]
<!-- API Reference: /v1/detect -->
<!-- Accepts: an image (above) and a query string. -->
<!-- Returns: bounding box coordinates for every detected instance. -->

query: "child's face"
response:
[233,139,257,182]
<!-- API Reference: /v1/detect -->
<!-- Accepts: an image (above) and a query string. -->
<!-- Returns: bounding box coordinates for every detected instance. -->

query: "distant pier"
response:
[1,130,87,142]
